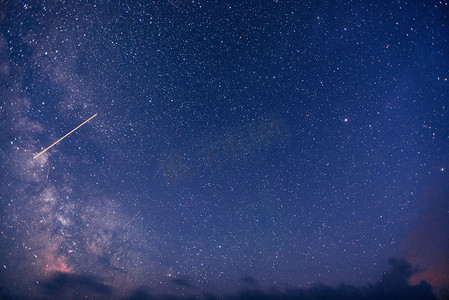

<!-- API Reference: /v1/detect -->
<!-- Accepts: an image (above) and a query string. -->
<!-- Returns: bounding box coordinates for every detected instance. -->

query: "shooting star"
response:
[123,211,141,230]
[33,113,97,159]
[46,162,50,183]
[150,150,174,183]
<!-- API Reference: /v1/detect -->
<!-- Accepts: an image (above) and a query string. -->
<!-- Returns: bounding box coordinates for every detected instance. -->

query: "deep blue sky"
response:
[1,0,448,299]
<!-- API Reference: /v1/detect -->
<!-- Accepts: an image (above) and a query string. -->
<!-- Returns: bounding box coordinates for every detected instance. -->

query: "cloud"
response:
[122,258,436,300]
[169,276,195,289]
[240,275,258,286]
[128,286,154,300]
[0,256,437,299]
[401,179,449,299]
[40,272,113,298]
[221,259,435,300]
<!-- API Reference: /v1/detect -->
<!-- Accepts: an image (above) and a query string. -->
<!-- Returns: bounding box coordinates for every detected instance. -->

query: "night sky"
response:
[1,1,448,299]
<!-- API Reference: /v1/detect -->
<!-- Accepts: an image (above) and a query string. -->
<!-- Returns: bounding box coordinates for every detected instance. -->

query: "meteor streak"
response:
[33,113,97,159]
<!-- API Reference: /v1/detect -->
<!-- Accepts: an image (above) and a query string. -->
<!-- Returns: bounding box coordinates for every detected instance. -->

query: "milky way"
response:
[1,73,160,297]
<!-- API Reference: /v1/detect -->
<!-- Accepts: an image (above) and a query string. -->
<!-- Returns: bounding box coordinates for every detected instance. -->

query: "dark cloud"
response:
[240,275,258,286]
[401,180,449,299]
[40,272,113,298]
[227,258,435,300]
[128,286,154,300]
[169,277,195,289]
[124,258,435,300]
[0,258,437,299]
[365,258,435,300]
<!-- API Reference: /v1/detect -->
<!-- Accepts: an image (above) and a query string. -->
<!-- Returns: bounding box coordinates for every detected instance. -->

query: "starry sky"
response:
[1,1,448,299]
